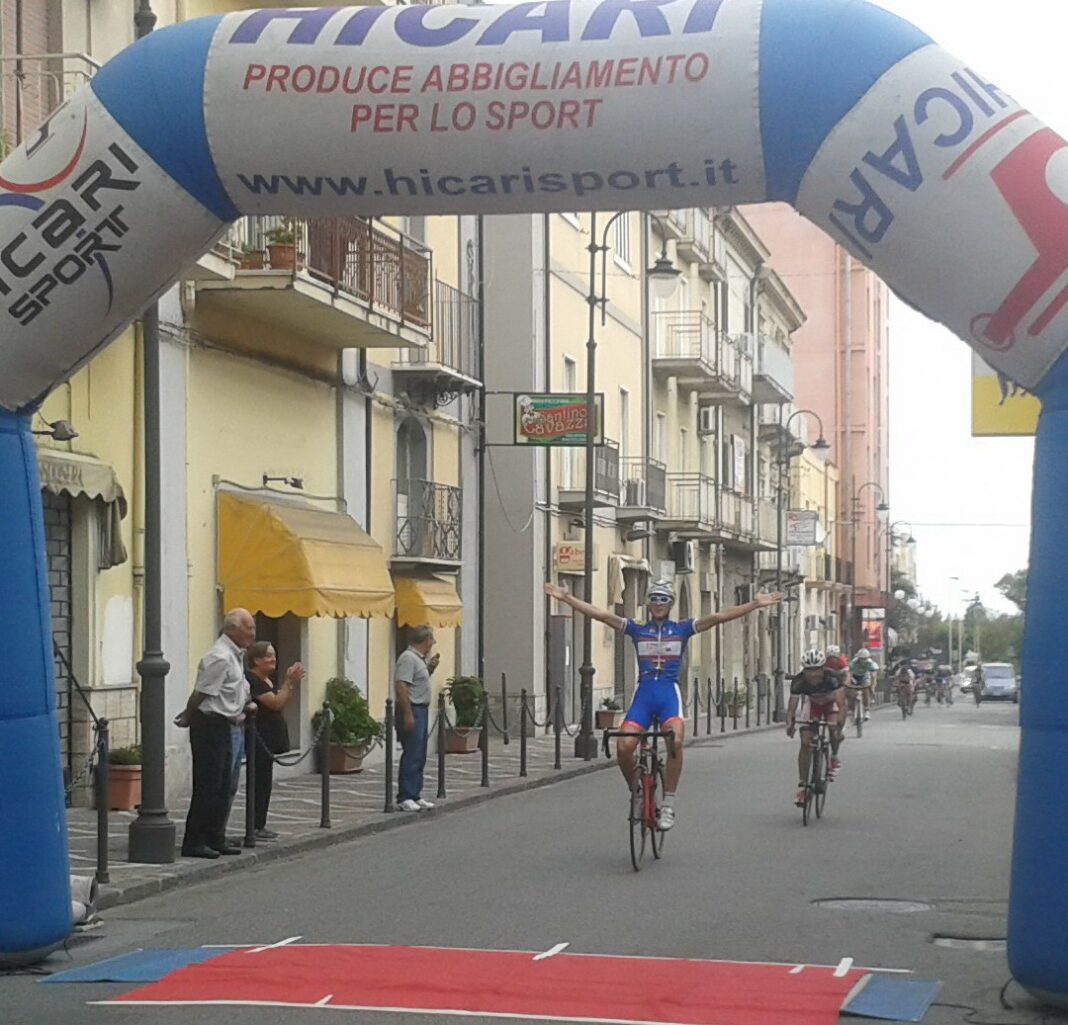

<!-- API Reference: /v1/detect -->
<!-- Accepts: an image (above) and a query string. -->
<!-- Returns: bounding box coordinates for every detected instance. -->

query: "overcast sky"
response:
[872,0,1066,616]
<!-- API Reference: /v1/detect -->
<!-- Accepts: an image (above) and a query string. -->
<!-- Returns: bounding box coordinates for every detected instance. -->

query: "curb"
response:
[96,721,783,911]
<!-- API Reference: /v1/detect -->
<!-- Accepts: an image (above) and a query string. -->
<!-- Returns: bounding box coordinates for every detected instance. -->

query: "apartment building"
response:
[10,0,482,802]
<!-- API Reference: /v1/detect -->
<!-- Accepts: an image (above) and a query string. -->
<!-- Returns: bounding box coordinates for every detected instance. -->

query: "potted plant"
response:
[106,744,142,811]
[264,225,301,270]
[237,241,264,270]
[444,676,484,753]
[313,677,382,773]
[596,696,624,730]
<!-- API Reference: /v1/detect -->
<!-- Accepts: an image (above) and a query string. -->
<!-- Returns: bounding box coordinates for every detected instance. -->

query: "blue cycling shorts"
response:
[624,682,684,730]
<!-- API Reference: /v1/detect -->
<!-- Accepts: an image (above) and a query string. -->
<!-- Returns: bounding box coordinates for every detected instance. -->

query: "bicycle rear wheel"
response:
[629,768,647,871]
[814,743,828,819]
[651,760,667,859]
[855,699,863,738]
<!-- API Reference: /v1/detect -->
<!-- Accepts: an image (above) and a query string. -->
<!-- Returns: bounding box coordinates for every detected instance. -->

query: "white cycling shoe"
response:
[657,806,676,831]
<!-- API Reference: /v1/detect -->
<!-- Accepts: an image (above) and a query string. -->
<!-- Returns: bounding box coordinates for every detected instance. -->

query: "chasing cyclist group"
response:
[543,577,958,829]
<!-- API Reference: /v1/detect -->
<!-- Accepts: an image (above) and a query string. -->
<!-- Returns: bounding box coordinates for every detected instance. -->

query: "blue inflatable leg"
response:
[1009,365,1068,1003]
[0,408,72,963]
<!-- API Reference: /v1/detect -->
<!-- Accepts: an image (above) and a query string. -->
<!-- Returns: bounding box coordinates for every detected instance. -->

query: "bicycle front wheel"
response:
[651,760,667,859]
[855,701,863,739]
[814,743,828,819]
[629,769,647,871]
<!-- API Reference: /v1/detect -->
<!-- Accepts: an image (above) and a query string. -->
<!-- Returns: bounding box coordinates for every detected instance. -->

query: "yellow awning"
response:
[394,574,464,629]
[217,491,394,619]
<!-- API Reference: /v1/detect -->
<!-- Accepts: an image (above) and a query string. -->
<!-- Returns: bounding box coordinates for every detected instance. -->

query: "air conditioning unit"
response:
[697,406,715,435]
[624,478,647,507]
[699,571,715,594]
[672,539,695,574]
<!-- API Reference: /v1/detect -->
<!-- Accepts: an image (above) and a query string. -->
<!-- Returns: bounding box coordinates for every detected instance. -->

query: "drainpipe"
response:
[476,214,486,683]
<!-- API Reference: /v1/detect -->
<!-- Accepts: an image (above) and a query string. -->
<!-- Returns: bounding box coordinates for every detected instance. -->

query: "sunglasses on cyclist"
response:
[648,595,673,605]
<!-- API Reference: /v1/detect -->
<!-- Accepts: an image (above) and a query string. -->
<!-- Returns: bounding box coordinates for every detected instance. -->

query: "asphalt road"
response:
[5,698,1029,1025]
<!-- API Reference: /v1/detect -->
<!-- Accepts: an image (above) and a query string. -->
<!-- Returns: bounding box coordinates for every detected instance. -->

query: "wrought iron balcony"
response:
[198,215,433,350]
[651,312,752,403]
[393,279,481,405]
[558,439,620,508]
[393,479,462,566]
[617,456,667,521]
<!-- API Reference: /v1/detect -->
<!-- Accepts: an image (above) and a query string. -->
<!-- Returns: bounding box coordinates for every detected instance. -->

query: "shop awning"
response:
[394,574,464,629]
[217,491,394,619]
[37,447,128,568]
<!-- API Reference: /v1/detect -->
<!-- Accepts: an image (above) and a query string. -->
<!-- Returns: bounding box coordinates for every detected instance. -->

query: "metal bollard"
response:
[553,685,563,770]
[732,676,740,730]
[95,718,110,885]
[745,679,751,729]
[383,698,395,814]
[693,675,699,735]
[244,716,257,848]
[520,689,529,777]
[719,678,727,733]
[756,678,763,726]
[706,677,713,735]
[480,697,490,788]
[501,672,510,745]
[319,703,332,828]
[437,691,447,800]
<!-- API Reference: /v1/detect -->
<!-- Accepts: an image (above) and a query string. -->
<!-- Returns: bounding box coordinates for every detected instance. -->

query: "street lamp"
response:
[885,520,914,599]
[850,481,888,655]
[573,211,679,760]
[772,408,829,721]
[128,0,176,864]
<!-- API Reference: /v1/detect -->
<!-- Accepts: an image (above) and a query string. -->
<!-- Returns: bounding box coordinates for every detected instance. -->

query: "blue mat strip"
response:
[43,947,234,983]
[844,976,943,1022]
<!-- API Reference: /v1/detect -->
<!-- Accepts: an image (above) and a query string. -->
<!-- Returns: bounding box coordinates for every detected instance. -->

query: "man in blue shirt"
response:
[544,579,782,830]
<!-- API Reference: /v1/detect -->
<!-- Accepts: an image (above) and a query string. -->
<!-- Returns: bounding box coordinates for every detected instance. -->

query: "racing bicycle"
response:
[847,675,868,737]
[603,724,674,871]
[796,718,834,826]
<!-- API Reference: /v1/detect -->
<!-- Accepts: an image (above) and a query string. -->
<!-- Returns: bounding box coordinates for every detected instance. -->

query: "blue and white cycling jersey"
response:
[620,619,696,728]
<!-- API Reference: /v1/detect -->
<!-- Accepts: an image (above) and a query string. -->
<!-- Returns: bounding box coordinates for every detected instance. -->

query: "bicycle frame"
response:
[795,718,834,825]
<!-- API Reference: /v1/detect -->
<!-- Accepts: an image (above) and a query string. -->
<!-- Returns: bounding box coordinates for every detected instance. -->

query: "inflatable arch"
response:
[1,0,1066,997]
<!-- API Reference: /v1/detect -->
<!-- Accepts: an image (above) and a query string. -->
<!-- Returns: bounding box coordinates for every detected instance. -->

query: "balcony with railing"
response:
[658,474,773,549]
[0,52,99,144]
[196,215,433,350]
[652,312,751,403]
[393,279,481,404]
[676,209,711,264]
[558,439,620,508]
[650,208,689,241]
[617,456,667,522]
[752,332,794,403]
[758,402,805,454]
[393,479,462,567]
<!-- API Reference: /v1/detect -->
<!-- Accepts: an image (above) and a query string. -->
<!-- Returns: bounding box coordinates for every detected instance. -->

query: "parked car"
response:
[958,666,978,693]
[978,663,1019,702]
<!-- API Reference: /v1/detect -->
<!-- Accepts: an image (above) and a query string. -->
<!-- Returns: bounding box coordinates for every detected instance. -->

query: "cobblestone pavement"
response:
[66,713,778,910]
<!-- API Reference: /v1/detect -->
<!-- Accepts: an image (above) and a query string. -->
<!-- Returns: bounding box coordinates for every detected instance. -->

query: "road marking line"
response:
[315,994,333,1006]
[534,943,570,961]
[834,957,854,977]
[246,935,302,954]
[789,965,804,974]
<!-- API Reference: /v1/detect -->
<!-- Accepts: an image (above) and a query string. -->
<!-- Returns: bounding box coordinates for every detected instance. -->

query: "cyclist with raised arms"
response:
[543,579,783,831]
[786,649,846,806]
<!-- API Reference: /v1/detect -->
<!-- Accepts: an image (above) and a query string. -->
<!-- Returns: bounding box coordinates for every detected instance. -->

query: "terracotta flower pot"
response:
[445,726,481,754]
[595,710,625,730]
[328,743,368,774]
[106,764,142,811]
[267,243,301,271]
[238,251,265,270]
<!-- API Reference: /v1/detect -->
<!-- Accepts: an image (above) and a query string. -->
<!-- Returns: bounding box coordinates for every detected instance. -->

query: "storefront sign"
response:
[785,509,819,546]
[514,393,603,446]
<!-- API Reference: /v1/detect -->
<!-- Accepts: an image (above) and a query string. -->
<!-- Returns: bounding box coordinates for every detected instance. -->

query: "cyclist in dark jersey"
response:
[786,649,845,806]
[544,579,783,830]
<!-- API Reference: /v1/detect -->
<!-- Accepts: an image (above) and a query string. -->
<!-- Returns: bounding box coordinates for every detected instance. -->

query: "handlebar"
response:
[601,728,676,759]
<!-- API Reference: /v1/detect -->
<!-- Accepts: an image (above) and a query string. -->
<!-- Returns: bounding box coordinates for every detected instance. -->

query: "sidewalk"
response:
[66,716,779,911]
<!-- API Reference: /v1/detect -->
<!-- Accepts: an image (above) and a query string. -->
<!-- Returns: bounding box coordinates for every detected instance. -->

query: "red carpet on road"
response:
[110,944,865,1025]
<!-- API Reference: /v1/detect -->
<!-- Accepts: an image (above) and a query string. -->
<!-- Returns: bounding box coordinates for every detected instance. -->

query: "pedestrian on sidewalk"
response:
[246,641,304,840]
[394,625,440,812]
[174,608,257,859]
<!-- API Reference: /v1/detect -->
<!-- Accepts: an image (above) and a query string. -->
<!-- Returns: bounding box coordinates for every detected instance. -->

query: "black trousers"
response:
[253,738,274,830]
[183,710,233,850]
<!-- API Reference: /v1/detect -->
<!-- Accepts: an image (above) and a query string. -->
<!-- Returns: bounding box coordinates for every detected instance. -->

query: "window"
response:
[613,213,631,268]
[618,388,630,464]
[654,412,666,464]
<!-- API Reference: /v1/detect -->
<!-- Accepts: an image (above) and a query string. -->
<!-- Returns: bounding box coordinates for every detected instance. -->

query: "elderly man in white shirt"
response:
[175,608,256,859]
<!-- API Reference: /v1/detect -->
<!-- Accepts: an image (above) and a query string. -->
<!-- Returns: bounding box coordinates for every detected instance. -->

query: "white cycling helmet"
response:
[856,648,871,659]
[647,579,675,603]
[801,649,827,669]
[826,645,841,656]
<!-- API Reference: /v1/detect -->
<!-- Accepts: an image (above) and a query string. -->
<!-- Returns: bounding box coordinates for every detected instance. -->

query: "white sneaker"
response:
[416,798,435,810]
[657,806,676,831]
[863,711,871,721]
[398,799,421,812]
